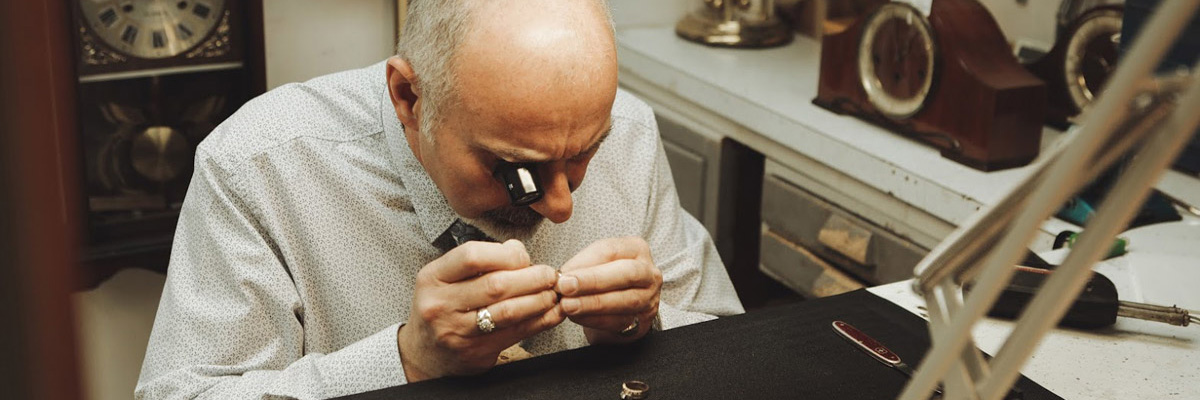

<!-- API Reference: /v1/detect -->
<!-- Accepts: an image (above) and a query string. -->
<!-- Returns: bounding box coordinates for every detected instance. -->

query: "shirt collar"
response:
[379,75,460,245]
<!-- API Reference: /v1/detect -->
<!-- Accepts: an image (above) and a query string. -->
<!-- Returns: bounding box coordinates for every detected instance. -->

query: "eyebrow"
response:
[495,120,613,164]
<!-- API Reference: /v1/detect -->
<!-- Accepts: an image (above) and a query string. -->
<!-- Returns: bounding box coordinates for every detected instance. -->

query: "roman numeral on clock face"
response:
[121,25,139,44]
[152,30,166,48]
[99,8,118,28]
[193,3,211,19]
[177,23,193,39]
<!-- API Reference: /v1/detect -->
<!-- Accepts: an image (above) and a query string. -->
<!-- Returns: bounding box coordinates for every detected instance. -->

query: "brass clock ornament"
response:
[675,0,793,48]
[856,3,938,119]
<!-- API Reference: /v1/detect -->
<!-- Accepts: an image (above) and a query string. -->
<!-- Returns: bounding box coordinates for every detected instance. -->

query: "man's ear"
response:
[386,56,421,133]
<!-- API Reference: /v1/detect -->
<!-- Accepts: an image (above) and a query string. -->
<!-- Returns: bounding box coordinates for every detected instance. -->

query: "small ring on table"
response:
[476,308,496,333]
[620,380,649,399]
[618,317,640,337]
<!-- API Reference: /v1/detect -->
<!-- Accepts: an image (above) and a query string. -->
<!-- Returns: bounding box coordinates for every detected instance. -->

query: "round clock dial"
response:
[1064,9,1122,111]
[80,0,227,59]
[857,3,938,119]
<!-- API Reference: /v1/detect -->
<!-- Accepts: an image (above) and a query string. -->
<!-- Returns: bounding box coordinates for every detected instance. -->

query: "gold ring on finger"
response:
[618,317,639,337]
[476,308,496,333]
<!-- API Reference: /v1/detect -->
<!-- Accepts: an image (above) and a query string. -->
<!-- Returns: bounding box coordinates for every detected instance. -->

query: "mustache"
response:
[481,205,545,227]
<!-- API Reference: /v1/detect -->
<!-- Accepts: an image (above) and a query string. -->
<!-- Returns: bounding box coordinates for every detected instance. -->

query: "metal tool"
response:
[832,320,944,396]
[1118,300,1199,327]
[975,266,1197,329]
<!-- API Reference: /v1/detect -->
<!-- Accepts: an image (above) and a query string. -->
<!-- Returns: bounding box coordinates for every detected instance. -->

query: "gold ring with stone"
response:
[618,317,639,337]
[620,380,649,399]
[476,308,496,333]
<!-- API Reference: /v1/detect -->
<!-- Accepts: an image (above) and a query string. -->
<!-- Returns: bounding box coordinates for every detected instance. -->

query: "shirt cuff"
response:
[656,302,718,331]
[313,322,408,398]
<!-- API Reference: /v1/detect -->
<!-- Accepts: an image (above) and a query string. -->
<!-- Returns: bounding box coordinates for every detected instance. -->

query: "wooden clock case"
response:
[1024,5,1124,128]
[68,1,266,287]
[813,0,1046,171]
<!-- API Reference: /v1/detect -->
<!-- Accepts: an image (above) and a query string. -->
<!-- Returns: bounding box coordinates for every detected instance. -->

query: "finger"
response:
[499,302,567,339]
[473,301,567,347]
[559,237,650,273]
[568,314,643,334]
[465,289,560,337]
[556,259,657,296]
[559,288,657,317]
[455,264,558,309]
[432,239,531,282]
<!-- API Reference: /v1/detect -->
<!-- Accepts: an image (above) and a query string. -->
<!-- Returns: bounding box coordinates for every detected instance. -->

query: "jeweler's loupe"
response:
[493,161,543,206]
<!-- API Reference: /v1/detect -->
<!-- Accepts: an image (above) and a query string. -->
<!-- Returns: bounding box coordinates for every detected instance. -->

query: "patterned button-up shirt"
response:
[136,61,744,399]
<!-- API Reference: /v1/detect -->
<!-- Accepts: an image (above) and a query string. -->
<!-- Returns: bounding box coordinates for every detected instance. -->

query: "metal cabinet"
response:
[759,160,930,298]
[657,112,721,234]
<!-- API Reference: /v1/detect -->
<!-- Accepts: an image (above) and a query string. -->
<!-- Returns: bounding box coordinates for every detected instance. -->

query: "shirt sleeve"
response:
[135,149,408,400]
[639,120,747,330]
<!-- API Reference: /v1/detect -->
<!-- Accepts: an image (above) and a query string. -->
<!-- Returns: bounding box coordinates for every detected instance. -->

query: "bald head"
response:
[395,0,615,136]
[455,0,617,136]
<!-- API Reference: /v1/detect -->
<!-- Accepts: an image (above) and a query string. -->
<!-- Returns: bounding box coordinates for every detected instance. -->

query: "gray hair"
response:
[395,0,614,139]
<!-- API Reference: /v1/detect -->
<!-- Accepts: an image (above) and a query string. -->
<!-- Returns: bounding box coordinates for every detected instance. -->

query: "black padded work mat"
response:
[340,289,1059,399]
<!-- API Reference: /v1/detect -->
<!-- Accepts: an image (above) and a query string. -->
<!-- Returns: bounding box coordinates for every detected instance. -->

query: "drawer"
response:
[760,229,865,298]
[760,169,928,286]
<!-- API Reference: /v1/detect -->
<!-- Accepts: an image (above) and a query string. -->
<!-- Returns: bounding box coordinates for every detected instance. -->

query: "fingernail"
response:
[561,298,580,314]
[557,275,579,296]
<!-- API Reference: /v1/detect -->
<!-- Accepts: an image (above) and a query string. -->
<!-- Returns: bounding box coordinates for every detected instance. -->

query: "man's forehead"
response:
[476,116,614,164]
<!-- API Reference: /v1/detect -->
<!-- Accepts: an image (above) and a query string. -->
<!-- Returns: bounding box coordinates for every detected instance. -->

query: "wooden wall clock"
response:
[813,0,1046,171]
[69,0,265,287]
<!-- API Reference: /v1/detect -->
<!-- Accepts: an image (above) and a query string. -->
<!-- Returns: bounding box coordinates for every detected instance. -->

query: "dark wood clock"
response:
[1062,9,1122,110]
[814,0,1046,171]
[69,0,264,287]
[1026,6,1124,126]
[856,3,938,119]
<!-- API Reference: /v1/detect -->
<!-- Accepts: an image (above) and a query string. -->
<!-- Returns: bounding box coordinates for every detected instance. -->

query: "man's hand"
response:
[397,240,564,382]
[555,237,662,345]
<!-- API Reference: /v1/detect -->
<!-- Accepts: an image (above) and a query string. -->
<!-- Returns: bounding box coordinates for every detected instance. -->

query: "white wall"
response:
[610,0,692,29]
[74,269,166,400]
[260,0,694,89]
[978,0,1062,52]
[263,0,398,89]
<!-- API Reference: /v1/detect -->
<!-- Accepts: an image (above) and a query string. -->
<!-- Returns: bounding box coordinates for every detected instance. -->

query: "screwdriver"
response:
[966,266,1197,329]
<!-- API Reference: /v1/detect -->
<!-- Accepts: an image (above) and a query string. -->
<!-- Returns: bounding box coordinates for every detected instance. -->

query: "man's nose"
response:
[528,163,573,223]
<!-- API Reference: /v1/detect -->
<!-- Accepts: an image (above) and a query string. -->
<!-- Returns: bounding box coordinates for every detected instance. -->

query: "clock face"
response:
[857,3,938,120]
[1064,9,1122,111]
[80,0,227,59]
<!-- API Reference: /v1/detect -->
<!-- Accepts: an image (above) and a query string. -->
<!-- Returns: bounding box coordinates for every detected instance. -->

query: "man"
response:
[136,0,743,398]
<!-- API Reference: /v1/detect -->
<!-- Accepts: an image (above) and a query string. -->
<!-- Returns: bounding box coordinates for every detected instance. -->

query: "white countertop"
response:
[869,217,1200,399]
[616,26,1200,248]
